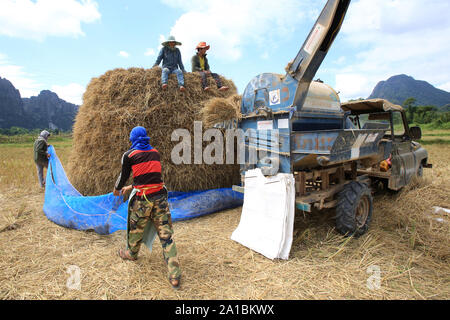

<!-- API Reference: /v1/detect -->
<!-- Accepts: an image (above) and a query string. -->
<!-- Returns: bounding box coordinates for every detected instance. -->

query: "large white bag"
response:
[231,168,295,260]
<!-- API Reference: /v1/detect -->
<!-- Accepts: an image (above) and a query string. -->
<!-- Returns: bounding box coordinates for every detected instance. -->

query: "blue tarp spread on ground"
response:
[43,146,243,235]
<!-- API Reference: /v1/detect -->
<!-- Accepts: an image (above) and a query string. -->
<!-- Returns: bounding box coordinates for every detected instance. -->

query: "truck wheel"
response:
[417,163,423,177]
[335,181,373,237]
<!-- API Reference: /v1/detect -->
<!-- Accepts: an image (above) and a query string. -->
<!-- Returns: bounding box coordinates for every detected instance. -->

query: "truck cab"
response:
[341,99,432,191]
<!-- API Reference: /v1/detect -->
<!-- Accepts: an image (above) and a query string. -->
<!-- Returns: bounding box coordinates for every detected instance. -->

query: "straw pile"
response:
[0,143,449,299]
[200,94,242,128]
[67,67,240,195]
[380,176,450,260]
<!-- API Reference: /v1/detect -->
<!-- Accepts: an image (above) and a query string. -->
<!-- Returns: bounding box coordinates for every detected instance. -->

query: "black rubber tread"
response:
[335,181,373,237]
[417,163,423,177]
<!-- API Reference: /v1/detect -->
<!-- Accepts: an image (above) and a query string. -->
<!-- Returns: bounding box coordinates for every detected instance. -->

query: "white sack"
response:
[231,168,295,260]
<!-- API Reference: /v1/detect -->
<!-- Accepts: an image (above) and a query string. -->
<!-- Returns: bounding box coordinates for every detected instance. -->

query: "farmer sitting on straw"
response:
[113,126,181,289]
[33,130,51,189]
[153,35,186,92]
[191,41,229,92]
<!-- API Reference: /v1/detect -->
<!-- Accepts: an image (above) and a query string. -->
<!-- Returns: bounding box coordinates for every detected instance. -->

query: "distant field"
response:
[384,126,450,145]
[419,129,450,145]
[0,131,449,300]
[0,133,72,146]
[0,137,72,191]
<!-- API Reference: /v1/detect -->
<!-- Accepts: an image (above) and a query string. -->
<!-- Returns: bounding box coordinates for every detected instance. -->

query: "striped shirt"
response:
[115,148,164,196]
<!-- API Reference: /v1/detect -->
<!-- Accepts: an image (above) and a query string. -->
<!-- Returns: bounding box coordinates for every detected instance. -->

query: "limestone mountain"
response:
[0,76,79,130]
[22,90,79,131]
[0,77,33,129]
[368,74,450,109]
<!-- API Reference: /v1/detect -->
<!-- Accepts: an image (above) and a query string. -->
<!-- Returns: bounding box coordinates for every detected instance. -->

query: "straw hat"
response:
[162,35,182,46]
[196,42,210,50]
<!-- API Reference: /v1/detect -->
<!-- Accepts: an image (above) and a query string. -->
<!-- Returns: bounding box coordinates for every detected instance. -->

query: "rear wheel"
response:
[335,181,373,237]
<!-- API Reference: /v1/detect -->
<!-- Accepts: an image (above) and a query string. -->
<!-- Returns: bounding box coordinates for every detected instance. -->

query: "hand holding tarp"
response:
[121,185,133,195]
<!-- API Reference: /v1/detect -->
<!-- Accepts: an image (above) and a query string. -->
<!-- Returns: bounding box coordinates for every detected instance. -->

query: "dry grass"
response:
[200,94,242,128]
[67,67,240,196]
[0,140,449,300]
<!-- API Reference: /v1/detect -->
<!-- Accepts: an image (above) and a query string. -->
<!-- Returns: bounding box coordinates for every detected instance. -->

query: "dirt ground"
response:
[0,142,449,300]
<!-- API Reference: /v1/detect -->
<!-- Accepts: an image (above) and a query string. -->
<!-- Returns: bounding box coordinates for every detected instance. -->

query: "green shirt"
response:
[191,54,210,72]
[34,138,48,164]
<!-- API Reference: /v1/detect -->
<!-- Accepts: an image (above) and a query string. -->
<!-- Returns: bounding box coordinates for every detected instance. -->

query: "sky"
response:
[0,0,449,105]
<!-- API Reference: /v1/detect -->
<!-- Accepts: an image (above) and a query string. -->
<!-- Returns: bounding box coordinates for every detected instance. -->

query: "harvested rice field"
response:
[0,135,449,300]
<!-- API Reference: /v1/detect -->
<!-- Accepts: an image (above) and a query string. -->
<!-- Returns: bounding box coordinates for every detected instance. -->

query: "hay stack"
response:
[67,67,240,195]
[200,94,242,128]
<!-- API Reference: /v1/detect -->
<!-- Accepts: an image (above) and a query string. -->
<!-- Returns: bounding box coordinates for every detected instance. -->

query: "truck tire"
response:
[417,163,423,177]
[335,181,373,237]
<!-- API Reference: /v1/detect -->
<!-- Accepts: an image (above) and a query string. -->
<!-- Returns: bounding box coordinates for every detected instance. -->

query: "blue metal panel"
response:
[289,129,387,169]
[242,73,298,115]
[292,116,344,131]
[292,131,339,155]
[296,201,311,212]
[238,115,292,175]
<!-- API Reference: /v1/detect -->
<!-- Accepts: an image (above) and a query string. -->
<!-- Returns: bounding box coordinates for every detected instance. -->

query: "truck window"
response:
[392,111,405,137]
[359,113,390,130]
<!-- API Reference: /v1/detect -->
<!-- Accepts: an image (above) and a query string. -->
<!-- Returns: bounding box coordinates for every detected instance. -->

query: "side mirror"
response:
[410,126,422,140]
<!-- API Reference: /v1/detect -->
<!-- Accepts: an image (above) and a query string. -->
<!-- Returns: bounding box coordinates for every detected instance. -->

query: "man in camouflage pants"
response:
[126,188,180,282]
[114,126,181,289]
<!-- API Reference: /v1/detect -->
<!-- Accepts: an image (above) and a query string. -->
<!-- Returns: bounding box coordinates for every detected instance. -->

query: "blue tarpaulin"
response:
[43,146,243,235]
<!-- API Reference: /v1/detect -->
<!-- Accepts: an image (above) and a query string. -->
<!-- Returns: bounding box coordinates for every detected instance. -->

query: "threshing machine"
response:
[233,0,431,236]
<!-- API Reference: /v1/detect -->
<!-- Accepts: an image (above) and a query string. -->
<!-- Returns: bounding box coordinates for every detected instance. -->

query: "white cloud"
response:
[0,53,42,98]
[438,82,450,93]
[0,0,101,41]
[335,74,370,102]
[118,51,130,58]
[144,48,156,57]
[162,0,310,63]
[334,0,450,101]
[51,83,85,105]
[1,53,84,104]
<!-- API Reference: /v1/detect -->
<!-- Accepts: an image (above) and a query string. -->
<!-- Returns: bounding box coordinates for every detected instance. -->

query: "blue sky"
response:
[1,0,449,105]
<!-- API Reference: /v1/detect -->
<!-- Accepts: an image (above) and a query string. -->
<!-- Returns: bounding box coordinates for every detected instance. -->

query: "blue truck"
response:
[233,0,431,237]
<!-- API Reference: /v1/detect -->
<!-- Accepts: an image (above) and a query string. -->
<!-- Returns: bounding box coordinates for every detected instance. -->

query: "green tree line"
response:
[0,127,67,136]
[403,97,450,128]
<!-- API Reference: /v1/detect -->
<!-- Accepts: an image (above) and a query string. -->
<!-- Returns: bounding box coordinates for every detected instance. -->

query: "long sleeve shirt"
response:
[33,138,48,164]
[115,149,164,196]
[191,54,210,72]
[153,46,185,72]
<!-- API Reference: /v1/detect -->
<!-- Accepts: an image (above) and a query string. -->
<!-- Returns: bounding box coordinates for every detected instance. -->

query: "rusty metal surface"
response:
[291,129,387,169]
[341,99,403,114]
[389,141,429,190]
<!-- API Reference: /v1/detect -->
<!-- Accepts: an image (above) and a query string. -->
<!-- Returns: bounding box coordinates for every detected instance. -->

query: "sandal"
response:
[118,248,137,261]
[169,277,181,290]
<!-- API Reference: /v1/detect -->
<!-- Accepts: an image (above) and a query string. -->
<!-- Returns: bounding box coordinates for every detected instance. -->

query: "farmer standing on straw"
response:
[153,35,186,92]
[191,41,229,92]
[33,130,51,189]
[113,126,181,289]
